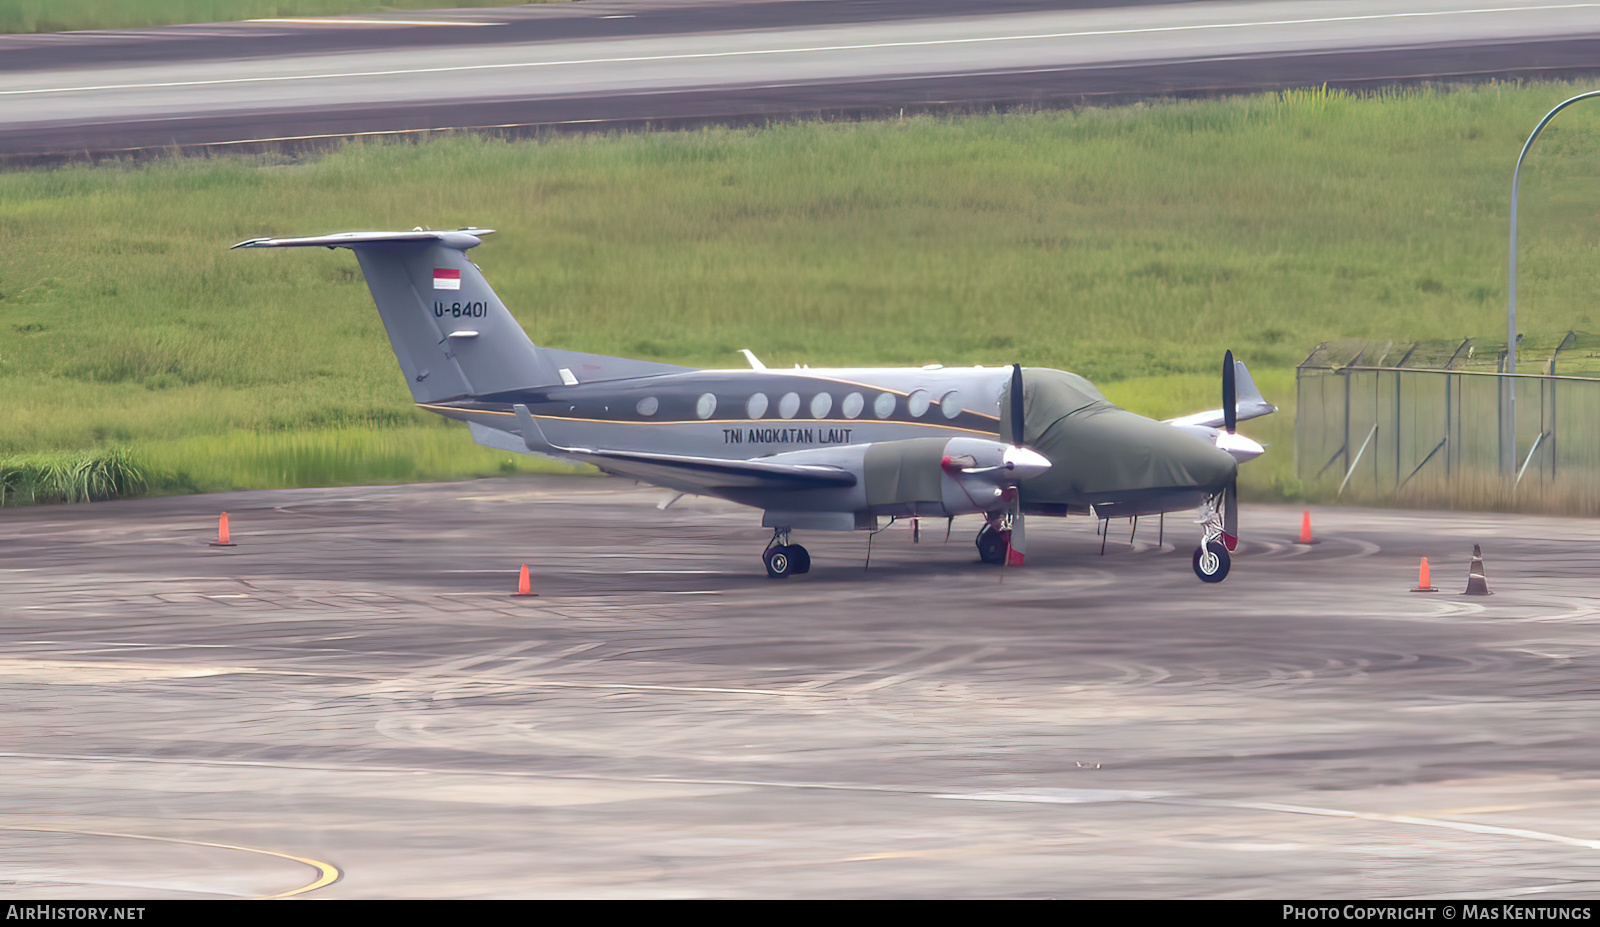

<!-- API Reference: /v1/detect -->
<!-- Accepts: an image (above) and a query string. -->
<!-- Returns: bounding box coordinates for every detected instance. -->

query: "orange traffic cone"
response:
[1295,510,1318,545]
[510,563,537,597]
[1463,545,1492,596]
[1411,557,1438,592]
[208,512,236,548]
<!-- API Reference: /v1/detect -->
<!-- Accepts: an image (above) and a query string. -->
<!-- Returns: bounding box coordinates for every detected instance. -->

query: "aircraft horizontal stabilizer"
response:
[231,228,494,250]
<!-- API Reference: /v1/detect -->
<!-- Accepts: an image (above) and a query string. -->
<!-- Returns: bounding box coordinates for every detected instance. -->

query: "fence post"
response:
[1506,91,1600,476]
[1445,372,1452,480]
[1342,369,1351,479]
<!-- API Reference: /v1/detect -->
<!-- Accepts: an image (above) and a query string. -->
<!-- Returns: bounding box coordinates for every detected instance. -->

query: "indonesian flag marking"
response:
[433,268,461,290]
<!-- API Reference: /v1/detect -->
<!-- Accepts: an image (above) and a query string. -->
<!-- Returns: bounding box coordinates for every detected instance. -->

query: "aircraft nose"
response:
[1014,406,1238,499]
[1180,433,1238,491]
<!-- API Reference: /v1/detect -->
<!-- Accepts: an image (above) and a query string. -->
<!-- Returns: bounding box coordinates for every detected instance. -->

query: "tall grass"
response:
[0,1,551,33]
[139,426,584,493]
[0,447,145,505]
[1334,468,1600,518]
[1,83,1597,505]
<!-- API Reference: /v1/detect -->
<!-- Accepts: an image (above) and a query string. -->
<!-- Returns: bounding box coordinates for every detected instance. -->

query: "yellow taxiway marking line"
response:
[0,824,341,898]
[9,4,1595,96]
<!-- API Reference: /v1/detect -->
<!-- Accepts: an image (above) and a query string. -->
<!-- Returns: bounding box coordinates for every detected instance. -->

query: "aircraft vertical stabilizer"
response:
[232,229,562,402]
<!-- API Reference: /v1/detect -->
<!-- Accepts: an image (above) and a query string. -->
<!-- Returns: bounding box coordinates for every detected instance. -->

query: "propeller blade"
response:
[960,447,1051,479]
[1009,363,1025,447]
[1222,350,1237,435]
[1223,475,1239,551]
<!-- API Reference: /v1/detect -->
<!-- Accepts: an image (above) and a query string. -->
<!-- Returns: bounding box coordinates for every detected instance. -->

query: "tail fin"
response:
[233,228,561,402]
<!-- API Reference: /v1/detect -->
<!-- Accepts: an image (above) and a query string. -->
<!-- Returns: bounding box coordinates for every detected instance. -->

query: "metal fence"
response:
[1296,334,1600,507]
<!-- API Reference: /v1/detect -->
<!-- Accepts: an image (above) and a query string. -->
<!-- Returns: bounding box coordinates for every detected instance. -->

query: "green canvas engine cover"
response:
[1001,368,1234,500]
[863,437,950,506]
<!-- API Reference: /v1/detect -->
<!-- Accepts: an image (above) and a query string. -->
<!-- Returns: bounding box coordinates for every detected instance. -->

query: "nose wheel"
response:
[1192,540,1230,583]
[763,528,810,579]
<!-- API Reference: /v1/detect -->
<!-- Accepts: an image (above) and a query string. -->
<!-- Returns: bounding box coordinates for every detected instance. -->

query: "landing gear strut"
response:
[975,518,1011,565]
[1191,493,1232,583]
[763,528,810,579]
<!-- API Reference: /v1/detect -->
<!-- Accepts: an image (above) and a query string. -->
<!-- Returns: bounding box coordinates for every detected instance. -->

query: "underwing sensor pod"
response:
[234,228,1275,582]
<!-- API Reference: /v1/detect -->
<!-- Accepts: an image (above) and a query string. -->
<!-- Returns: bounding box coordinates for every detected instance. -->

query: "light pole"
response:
[1505,90,1600,475]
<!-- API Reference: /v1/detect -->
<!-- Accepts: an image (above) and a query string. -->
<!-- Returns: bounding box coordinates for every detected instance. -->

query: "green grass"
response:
[0,1,554,33]
[0,447,146,505]
[141,426,584,493]
[1,82,1598,503]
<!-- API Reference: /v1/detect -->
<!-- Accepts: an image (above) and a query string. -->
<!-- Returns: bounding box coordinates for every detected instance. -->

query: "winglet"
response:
[1162,358,1277,429]
[739,349,767,371]
[1232,358,1273,412]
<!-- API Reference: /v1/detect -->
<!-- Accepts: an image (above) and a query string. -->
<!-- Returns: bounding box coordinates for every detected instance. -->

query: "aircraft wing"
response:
[568,448,857,491]
[1164,358,1277,428]
[507,405,854,492]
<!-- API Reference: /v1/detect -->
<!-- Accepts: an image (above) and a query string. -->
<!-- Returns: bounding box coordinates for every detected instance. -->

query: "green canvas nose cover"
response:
[1000,368,1236,499]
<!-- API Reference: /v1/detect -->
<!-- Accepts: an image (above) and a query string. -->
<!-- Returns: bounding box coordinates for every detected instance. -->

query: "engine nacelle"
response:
[861,435,1050,518]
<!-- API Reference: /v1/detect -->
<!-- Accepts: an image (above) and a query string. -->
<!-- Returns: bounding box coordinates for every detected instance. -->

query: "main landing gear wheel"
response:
[1192,540,1231,583]
[975,524,1011,565]
[763,544,810,579]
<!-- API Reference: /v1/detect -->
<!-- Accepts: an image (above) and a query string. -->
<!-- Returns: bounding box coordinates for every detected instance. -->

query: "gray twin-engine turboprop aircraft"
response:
[234,227,1276,582]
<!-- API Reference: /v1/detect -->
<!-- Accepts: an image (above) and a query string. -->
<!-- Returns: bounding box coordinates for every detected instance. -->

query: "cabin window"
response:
[907,389,930,418]
[695,393,717,420]
[842,392,865,419]
[874,392,896,419]
[940,390,964,419]
[636,396,659,417]
[810,393,833,418]
[778,392,801,419]
[746,393,769,419]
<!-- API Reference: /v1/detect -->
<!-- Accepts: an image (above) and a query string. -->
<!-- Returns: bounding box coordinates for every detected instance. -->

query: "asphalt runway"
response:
[3,0,1600,160]
[5,476,1600,897]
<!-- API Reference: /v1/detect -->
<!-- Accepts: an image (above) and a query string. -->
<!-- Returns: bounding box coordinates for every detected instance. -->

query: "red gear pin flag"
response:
[433,268,461,290]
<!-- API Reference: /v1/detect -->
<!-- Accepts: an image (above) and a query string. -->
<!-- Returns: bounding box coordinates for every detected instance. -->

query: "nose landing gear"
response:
[763,528,810,579]
[1191,493,1232,583]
